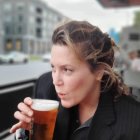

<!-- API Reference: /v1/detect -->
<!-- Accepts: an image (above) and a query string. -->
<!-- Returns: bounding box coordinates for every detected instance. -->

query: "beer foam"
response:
[32,99,59,111]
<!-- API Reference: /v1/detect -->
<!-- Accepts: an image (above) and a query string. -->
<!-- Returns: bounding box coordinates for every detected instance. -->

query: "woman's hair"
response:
[52,20,129,98]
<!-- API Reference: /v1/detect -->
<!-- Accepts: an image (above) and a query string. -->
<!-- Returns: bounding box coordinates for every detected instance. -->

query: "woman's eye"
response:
[64,68,73,73]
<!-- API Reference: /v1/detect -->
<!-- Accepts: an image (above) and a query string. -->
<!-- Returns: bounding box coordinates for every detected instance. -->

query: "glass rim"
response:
[31,99,59,111]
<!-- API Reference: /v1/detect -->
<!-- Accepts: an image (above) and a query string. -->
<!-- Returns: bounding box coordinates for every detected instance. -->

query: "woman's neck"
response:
[78,88,100,124]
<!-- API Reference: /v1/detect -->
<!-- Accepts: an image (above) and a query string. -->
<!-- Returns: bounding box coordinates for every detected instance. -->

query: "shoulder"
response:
[115,95,140,110]
[38,71,52,82]
[114,95,140,121]
[111,95,140,139]
[35,71,53,90]
[34,71,57,100]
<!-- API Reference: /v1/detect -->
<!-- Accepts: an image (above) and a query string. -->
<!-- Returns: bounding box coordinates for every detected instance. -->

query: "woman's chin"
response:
[61,100,73,108]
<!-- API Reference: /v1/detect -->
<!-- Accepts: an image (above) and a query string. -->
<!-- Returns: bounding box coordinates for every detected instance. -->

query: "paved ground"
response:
[0,61,51,86]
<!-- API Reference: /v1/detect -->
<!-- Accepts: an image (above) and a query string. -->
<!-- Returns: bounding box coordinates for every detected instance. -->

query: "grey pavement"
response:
[0,61,51,86]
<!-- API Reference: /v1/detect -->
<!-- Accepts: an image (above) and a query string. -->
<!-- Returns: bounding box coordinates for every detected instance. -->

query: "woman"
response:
[10,20,140,140]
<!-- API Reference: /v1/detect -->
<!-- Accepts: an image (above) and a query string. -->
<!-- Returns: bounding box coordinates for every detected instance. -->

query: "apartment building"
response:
[0,0,67,54]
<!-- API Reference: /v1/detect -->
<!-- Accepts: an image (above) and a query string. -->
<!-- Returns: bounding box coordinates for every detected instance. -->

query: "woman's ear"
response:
[96,65,104,81]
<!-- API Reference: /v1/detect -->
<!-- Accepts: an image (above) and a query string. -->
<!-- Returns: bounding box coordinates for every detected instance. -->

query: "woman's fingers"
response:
[10,122,21,133]
[17,102,33,117]
[10,121,31,133]
[24,97,33,105]
[10,97,34,134]
[14,111,32,123]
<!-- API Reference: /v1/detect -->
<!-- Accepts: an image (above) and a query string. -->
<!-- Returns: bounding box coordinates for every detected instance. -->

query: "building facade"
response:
[0,0,67,55]
[120,26,140,54]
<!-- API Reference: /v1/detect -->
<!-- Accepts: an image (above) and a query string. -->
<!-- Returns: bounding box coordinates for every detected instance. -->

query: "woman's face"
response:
[51,44,101,108]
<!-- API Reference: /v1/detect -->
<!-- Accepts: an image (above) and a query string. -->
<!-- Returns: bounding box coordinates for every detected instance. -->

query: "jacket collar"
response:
[88,92,116,139]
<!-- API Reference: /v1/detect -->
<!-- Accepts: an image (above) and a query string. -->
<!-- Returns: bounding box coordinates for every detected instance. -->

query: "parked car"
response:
[0,51,29,64]
[42,53,51,62]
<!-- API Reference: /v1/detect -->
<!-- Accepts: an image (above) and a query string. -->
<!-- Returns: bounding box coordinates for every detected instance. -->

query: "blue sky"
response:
[42,0,140,32]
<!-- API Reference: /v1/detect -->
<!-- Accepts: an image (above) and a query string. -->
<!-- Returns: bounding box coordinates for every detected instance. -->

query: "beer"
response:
[30,99,59,140]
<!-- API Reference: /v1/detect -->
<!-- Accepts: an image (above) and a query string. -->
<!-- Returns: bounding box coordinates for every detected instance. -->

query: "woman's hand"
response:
[10,97,33,133]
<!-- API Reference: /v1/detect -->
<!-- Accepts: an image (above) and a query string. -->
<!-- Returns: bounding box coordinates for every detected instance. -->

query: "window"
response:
[5,26,10,34]
[36,28,42,38]
[36,18,42,24]
[18,15,23,22]
[5,39,13,50]
[36,7,42,14]
[16,39,22,51]
[17,27,22,34]
[129,33,140,41]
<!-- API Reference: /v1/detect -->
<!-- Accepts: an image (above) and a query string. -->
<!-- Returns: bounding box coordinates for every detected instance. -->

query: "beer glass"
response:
[30,99,59,140]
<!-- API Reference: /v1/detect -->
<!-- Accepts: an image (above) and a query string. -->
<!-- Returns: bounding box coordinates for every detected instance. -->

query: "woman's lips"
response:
[57,93,66,99]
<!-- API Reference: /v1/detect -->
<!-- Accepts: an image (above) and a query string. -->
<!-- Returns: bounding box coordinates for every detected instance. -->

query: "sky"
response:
[42,0,140,32]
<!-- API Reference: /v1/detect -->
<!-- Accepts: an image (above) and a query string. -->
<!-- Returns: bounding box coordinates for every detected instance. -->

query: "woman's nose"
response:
[53,72,63,86]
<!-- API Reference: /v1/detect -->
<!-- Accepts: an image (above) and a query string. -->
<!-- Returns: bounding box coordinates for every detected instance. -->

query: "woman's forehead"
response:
[51,45,84,65]
[51,44,77,57]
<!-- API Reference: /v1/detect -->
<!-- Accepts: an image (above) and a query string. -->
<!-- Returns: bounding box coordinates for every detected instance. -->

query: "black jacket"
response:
[22,72,140,140]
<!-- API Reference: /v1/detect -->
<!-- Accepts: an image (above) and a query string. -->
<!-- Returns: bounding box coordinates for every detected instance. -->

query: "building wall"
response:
[0,7,4,54]
[120,26,140,53]
[0,0,67,55]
